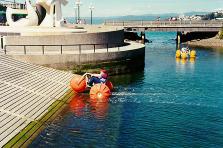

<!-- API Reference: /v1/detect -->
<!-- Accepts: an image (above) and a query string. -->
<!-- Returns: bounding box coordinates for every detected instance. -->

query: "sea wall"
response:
[187,37,223,49]
[9,42,145,74]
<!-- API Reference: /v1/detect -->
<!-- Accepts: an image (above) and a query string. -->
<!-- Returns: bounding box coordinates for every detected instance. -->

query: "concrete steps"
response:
[0,55,74,147]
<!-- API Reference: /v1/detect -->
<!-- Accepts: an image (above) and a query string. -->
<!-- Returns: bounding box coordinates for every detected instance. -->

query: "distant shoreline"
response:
[186,37,223,49]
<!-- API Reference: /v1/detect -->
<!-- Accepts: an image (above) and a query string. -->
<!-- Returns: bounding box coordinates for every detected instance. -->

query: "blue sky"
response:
[20,0,223,17]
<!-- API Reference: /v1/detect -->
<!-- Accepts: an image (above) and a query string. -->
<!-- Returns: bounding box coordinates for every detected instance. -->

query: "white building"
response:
[178,14,202,21]
[214,9,223,14]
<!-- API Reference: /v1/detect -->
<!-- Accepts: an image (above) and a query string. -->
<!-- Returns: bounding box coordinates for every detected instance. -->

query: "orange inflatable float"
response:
[70,75,113,101]
[70,75,86,93]
[90,84,111,102]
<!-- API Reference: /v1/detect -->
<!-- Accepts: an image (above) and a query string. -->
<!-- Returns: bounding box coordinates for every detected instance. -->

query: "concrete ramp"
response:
[0,55,74,146]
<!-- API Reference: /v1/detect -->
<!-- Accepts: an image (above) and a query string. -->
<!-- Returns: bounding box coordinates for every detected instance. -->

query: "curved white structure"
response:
[6,0,39,27]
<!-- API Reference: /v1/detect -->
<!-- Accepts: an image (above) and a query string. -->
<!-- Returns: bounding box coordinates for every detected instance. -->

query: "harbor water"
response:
[30,32,223,147]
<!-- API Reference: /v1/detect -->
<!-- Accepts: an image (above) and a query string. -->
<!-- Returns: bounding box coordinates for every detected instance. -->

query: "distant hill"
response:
[66,11,210,24]
[108,12,209,21]
[183,11,209,16]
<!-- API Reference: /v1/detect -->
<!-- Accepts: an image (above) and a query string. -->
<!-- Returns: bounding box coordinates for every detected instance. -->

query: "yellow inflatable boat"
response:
[176,47,196,59]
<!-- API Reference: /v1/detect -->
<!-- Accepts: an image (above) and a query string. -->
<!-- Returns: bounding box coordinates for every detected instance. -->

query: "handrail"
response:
[3,43,122,55]
[104,20,223,27]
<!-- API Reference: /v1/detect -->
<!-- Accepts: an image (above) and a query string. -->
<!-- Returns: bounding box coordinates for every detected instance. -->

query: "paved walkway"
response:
[0,26,86,36]
[0,55,74,146]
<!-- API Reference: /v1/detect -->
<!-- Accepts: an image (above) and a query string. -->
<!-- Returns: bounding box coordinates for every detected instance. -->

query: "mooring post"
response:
[176,32,181,49]
[141,32,145,44]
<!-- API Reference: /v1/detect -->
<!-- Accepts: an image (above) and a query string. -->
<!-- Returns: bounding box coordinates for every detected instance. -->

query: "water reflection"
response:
[189,58,195,63]
[90,102,109,119]
[69,94,109,119]
[110,71,145,87]
[69,94,87,117]
[176,58,196,74]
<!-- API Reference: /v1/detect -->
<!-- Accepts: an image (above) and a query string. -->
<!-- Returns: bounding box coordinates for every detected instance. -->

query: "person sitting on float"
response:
[83,69,108,87]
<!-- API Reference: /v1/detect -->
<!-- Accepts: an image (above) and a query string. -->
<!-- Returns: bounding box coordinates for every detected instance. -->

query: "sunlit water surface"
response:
[30,32,223,148]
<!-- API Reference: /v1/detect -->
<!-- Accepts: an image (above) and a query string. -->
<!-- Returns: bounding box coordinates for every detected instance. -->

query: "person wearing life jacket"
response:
[83,69,108,87]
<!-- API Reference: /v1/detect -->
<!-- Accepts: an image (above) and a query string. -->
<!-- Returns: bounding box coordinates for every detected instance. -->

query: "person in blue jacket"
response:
[83,69,108,87]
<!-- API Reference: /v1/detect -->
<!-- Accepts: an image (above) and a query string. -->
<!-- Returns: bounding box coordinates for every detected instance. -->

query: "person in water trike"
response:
[83,69,108,87]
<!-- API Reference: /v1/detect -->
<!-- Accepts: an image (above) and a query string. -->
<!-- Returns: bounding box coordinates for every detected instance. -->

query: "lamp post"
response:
[74,6,78,24]
[75,0,82,23]
[13,0,16,9]
[89,4,94,25]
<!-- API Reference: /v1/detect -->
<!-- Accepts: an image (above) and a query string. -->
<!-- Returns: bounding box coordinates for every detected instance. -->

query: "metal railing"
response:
[3,43,123,55]
[104,20,223,27]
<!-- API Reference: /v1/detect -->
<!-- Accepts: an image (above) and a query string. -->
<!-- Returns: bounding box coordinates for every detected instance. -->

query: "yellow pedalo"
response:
[181,52,188,59]
[190,50,196,58]
[175,50,181,58]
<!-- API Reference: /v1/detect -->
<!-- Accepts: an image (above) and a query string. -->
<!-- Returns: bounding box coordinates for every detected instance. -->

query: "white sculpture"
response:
[6,0,39,26]
[36,0,68,27]
[6,0,68,27]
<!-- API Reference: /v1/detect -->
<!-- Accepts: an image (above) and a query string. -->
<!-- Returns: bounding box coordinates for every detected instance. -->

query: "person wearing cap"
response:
[83,69,108,87]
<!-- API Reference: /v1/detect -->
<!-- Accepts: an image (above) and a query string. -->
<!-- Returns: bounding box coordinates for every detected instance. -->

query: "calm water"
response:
[30,32,223,148]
